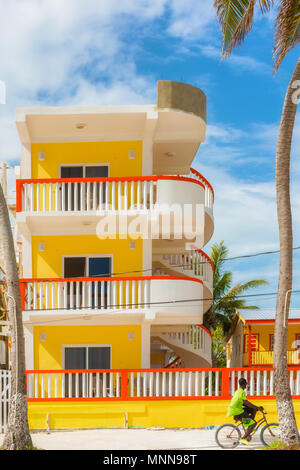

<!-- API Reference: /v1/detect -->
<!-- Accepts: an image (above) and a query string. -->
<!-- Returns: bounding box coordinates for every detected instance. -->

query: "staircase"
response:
[152,325,212,368]
[153,248,213,314]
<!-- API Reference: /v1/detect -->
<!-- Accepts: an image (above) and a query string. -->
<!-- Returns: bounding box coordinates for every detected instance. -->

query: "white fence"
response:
[0,370,10,433]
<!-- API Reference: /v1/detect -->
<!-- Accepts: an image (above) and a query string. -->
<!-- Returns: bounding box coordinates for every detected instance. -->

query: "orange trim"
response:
[25,367,300,401]
[197,324,212,338]
[245,319,300,324]
[164,356,181,368]
[190,168,214,201]
[221,368,230,399]
[20,275,204,284]
[190,246,214,272]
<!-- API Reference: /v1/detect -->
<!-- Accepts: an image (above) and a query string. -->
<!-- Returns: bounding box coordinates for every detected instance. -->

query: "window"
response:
[64,346,111,369]
[270,334,274,351]
[60,165,109,210]
[63,346,111,397]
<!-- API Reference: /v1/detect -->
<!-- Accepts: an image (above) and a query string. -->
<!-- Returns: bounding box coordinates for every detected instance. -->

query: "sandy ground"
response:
[0,428,263,450]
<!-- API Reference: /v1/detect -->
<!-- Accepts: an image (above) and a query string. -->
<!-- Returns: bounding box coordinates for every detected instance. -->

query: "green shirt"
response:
[227,387,247,417]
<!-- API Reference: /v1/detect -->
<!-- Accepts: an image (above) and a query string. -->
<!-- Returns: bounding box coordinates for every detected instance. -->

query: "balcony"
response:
[16,168,214,243]
[20,275,205,324]
[243,350,300,366]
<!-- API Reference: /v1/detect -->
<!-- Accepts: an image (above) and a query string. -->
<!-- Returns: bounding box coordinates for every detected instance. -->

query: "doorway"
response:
[63,255,112,308]
[60,165,109,210]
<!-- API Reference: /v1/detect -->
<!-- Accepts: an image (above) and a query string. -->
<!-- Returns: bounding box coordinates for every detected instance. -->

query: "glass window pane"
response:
[65,347,86,369]
[88,347,111,369]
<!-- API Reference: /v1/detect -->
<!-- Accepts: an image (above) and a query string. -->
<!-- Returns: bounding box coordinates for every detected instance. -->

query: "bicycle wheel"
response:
[215,424,241,449]
[260,422,280,447]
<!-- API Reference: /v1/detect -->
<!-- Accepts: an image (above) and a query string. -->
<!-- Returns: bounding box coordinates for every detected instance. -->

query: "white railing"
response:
[19,179,157,213]
[128,370,220,397]
[26,370,122,399]
[20,276,204,317]
[21,277,151,312]
[0,370,10,432]
[229,369,300,396]
[159,249,214,284]
[21,368,300,401]
[158,326,212,362]
[16,170,214,214]
[26,369,222,399]
[189,168,214,210]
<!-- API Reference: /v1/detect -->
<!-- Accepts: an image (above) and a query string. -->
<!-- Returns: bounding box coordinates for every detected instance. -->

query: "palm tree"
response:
[0,183,32,449]
[0,282,7,321]
[213,0,300,446]
[204,241,268,365]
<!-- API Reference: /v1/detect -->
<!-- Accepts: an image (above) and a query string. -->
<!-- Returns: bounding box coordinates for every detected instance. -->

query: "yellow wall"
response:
[33,325,141,370]
[28,398,300,430]
[31,141,143,179]
[245,324,300,352]
[31,235,143,278]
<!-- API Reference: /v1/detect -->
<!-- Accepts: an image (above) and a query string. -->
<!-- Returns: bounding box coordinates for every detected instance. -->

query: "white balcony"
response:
[16,169,214,243]
[20,275,204,324]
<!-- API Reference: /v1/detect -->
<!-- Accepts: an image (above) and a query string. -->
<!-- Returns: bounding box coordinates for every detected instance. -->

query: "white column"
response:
[142,111,158,176]
[141,321,151,368]
[143,239,152,277]
[24,325,34,369]
[21,143,31,178]
[21,231,32,278]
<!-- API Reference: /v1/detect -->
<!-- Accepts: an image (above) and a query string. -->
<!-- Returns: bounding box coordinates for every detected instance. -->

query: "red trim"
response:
[20,275,204,284]
[190,246,214,272]
[197,324,212,338]
[190,168,214,201]
[245,319,300,324]
[164,356,181,368]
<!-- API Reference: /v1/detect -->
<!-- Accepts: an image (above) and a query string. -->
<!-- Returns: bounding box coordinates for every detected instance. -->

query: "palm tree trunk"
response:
[0,183,32,449]
[274,57,300,447]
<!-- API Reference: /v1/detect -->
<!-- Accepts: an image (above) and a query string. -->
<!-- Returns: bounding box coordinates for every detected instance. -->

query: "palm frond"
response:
[274,0,300,71]
[214,0,273,56]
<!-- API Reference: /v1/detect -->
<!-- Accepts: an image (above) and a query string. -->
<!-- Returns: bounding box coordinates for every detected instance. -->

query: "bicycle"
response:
[215,409,279,449]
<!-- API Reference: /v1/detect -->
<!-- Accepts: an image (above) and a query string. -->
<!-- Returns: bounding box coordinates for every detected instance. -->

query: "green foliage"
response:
[261,440,300,450]
[204,241,268,354]
[211,325,227,367]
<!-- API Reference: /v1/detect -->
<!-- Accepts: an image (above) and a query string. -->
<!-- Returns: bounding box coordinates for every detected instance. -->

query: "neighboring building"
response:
[15,81,214,374]
[227,309,300,367]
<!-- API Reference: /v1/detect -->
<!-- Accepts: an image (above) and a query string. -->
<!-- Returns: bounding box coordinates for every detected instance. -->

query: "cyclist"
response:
[227,377,264,445]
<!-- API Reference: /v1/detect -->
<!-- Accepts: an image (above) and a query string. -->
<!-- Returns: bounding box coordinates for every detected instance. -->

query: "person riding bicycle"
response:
[227,377,264,445]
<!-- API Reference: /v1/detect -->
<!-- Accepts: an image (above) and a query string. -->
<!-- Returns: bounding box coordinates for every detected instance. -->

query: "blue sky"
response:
[1,0,300,309]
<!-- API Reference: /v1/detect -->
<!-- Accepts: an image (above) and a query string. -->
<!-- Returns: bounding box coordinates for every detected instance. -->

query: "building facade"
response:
[15,80,214,378]
[227,309,300,368]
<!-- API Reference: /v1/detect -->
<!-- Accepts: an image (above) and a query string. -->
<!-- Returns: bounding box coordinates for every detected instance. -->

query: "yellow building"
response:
[227,309,300,367]
[11,82,300,431]
[15,80,214,377]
